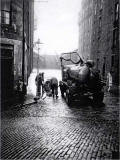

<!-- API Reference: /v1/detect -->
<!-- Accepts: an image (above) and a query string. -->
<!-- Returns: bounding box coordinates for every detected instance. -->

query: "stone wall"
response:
[1,0,34,93]
[78,0,119,89]
[78,0,93,61]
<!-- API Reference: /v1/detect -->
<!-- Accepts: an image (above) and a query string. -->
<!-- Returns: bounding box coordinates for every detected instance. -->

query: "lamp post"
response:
[34,38,44,98]
[35,38,43,75]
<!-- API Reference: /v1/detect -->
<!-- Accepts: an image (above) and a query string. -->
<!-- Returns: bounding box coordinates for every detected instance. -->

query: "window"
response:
[97,58,99,69]
[100,0,103,9]
[111,56,114,66]
[99,17,102,27]
[113,28,118,47]
[94,4,97,15]
[1,0,11,24]
[115,2,119,21]
[1,10,10,24]
[102,57,106,77]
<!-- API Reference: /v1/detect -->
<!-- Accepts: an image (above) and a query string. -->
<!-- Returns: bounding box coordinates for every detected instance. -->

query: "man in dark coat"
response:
[35,72,44,97]
[50,77,58,98]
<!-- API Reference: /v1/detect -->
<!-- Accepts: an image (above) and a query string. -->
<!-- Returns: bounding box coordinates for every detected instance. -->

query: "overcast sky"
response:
[34,0,81,55]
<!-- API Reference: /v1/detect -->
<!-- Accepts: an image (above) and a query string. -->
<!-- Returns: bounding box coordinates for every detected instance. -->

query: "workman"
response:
[50,77,58,98]
[35,72,44,97]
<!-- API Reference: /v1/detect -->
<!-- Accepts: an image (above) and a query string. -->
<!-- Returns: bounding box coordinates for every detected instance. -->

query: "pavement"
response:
[1,93,37,112]
[1,92,119,160]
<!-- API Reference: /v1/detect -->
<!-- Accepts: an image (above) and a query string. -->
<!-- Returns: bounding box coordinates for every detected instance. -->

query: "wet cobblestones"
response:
[1,93,119,160]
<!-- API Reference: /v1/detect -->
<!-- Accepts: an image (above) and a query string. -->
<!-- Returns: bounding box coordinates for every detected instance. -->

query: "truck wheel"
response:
[60,88,64,97]
[59,83,65,97]
[93,91,104,104]
[66,89,72,105]
[61,92,64,97]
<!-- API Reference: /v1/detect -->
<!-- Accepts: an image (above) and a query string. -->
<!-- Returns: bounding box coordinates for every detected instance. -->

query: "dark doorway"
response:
[1,44,14,102]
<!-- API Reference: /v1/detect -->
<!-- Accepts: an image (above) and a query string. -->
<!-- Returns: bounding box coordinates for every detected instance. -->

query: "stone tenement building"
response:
[0,0,34,101]
[78,0,119,90]
[78,0,93,62]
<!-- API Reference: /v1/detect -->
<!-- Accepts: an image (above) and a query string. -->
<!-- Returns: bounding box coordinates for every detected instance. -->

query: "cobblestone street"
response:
[1,0,119,158]
[1,92,119,160]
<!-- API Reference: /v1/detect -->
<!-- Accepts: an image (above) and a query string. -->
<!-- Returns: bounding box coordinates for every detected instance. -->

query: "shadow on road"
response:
[61,96,105,109]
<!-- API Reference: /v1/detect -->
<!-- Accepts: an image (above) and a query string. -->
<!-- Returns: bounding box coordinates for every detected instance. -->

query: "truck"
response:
[59,52,105,105]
